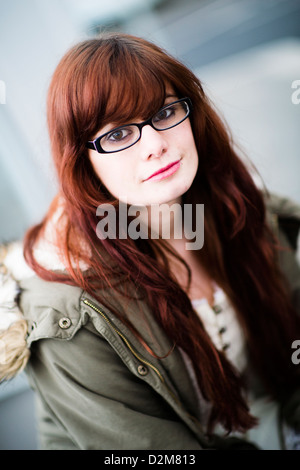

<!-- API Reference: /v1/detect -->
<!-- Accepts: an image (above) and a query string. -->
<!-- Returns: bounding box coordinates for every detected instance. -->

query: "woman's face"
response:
[88,91,199,206]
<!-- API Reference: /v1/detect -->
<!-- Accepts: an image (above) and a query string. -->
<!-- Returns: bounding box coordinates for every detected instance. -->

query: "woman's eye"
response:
[153,106,175,123]
[107,127,131,142]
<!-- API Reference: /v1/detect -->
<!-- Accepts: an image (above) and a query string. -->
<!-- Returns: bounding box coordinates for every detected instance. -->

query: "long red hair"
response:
[24,33,300,435]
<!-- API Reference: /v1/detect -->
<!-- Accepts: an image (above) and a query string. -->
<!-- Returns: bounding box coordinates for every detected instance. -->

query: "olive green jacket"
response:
[2,193,300,450]
[21,276,211,450]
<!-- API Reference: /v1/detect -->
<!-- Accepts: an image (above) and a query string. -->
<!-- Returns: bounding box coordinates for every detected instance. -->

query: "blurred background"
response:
[0,0,299,449]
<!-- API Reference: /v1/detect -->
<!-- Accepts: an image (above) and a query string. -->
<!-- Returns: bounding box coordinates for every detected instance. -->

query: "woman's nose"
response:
[139,125,168,160]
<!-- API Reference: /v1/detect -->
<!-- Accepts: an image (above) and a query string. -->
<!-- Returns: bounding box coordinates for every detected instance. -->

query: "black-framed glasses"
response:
[86,97,192,154]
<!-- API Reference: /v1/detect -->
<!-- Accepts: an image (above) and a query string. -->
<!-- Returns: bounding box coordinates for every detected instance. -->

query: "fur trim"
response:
[0,244,31,381]
[0,320,30,381]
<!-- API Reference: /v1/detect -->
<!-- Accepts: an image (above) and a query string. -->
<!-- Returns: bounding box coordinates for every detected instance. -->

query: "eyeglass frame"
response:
[86,97,192,154]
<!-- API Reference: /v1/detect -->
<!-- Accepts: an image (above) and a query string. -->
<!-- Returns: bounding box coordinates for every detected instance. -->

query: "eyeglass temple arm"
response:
[86,141,96,150]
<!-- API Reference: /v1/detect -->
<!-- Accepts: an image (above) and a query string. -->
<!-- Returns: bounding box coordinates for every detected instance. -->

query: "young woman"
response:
[1,32,300,450]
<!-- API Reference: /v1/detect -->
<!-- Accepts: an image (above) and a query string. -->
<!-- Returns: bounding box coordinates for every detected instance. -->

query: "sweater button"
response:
[58,317,72,329]
[137,364,148,376]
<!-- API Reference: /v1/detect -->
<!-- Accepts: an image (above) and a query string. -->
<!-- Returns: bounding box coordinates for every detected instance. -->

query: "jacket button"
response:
[137,364,148,376]
[58,317,72,329]
[212,305,222,314]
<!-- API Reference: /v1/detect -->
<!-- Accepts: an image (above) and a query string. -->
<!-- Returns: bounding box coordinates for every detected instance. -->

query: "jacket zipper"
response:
[82,298,165,383]
[82,297,202,431]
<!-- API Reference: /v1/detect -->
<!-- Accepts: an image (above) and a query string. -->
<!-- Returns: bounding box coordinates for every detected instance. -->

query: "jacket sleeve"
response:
[26,323,204,450]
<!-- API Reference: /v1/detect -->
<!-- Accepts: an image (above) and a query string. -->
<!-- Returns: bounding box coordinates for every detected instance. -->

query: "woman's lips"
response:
[144,160,181,182]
